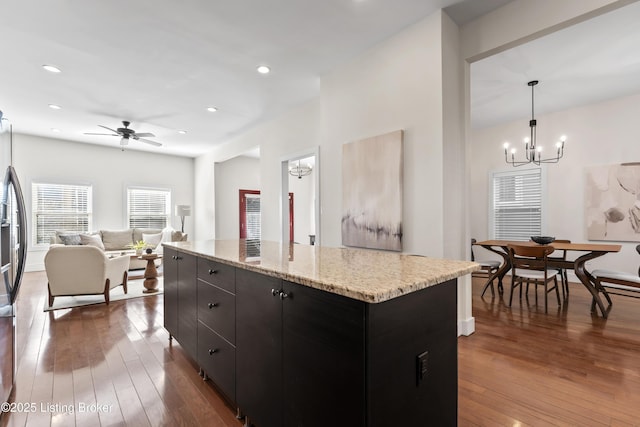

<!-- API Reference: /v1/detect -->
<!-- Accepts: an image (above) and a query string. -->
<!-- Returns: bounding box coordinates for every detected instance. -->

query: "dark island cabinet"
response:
[163,247,197,357]
[236,269,366,427]
[197,257,237,403]
[163,247,178,338]
[236,269,283,427]
[281,279,366,427]
[164,247,459,427]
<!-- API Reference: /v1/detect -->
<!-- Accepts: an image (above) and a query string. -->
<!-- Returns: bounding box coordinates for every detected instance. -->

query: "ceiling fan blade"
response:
[134,132,155,138]
[138,138,162,147]
[98,125,120,134]
[84,132,118,136]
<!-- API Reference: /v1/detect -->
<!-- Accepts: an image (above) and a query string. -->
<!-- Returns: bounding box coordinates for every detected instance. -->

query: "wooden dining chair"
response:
[547,239,571,299]
[591,244,640,309]
[507,244,561,312]
[471,238,502,296]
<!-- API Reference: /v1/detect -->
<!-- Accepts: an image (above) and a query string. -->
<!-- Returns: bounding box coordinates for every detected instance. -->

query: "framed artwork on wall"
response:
[586,162,640,241]
[341,130,403,251]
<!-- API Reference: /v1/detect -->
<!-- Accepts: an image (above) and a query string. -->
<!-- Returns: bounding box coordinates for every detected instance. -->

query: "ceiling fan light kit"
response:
[84,120,162,150]
[503,80,567,167]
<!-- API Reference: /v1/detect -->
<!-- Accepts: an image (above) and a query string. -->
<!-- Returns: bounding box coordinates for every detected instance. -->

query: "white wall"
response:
[214,155,261,239]
[13,134,194,271]
[194,100,321,242]
[321,12,448,256]
[470,92,640,275]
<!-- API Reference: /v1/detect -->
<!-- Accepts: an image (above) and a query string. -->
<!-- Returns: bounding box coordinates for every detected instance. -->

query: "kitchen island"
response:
[162,239,478,427]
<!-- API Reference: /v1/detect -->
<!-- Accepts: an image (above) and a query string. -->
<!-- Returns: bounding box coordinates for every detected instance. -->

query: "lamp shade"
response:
[175,205,191,217]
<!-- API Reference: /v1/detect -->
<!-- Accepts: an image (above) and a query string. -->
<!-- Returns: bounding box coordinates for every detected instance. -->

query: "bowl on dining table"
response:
[531,236,555,245]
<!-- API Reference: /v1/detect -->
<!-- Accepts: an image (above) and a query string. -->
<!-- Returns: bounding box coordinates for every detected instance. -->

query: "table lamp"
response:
[175,205,191,233]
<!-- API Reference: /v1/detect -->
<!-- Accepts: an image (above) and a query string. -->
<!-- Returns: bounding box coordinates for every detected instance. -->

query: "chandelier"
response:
[289,160,312,179]
[503,80,566,167]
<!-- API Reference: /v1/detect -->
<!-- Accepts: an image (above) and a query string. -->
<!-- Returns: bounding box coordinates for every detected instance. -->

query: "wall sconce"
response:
[175,205,191,233]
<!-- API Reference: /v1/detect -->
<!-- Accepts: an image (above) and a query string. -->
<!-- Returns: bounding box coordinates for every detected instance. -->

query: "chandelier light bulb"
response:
[560,135,567,142]
[511,148,517,154]
[555,141,562,148]
[523,137,530,144]
[537,146,543,152]
[503,142,509,149]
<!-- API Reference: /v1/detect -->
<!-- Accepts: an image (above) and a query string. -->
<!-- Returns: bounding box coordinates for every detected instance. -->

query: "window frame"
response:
[489,167,547,241]
[31,181,93,247]
[126,186,171,230]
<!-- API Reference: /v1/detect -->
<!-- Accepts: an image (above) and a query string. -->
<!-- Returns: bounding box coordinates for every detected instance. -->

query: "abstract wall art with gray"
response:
[586,162,640,241]
[342,130,403,251]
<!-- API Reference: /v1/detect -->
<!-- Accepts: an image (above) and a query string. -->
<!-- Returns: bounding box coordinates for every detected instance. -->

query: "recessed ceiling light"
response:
[48,104,62,110]
[207,106,218,112]
[51,128,61,132]
[257,65,271,74]
[178,130,187,134]
[42,64,61,73]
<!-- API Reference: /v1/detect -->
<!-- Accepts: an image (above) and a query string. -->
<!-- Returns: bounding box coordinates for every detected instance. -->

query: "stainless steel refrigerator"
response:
[0,117,27,405]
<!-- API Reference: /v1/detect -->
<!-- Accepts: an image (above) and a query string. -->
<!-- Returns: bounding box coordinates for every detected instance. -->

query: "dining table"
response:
[473,240,622,318]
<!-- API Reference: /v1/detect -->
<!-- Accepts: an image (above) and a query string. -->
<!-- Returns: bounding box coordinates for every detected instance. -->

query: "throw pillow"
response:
[58,234,81,246]
[142,232,162,249]
[80,233,105,250]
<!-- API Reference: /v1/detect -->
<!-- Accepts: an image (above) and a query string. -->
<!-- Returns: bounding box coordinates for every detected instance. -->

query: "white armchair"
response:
[45,245,130,307]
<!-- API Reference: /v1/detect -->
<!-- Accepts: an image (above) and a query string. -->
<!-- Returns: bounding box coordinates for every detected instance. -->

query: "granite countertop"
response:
[163,240,480,303]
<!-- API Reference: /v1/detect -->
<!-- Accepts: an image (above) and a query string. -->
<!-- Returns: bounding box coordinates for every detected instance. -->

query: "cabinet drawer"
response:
[197,280,235,344]
[198,322,236,404]
[198,258,235,293]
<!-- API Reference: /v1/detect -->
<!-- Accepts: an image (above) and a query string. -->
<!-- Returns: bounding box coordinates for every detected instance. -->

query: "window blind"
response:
[245,193,261,240]
[32,183,92,245]
[491,168,542,241]
[127,188,170,229]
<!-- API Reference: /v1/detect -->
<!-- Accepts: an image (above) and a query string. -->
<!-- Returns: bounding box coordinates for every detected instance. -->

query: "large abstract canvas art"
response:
[342,130,403,251]
[586,162,640,241]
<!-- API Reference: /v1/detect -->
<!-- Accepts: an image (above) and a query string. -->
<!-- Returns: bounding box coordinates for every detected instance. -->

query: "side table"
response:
[140,254,162,293]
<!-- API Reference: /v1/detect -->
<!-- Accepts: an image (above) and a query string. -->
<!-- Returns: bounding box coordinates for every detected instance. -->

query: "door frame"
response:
[239,189,260,239]
[280,147,320,245]
[240,189,294,241]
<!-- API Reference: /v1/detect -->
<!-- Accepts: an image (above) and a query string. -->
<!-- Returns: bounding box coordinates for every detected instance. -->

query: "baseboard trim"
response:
[458,316,475,336]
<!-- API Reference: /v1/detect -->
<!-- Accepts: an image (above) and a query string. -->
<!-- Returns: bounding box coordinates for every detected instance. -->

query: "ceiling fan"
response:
[85,120,162,148]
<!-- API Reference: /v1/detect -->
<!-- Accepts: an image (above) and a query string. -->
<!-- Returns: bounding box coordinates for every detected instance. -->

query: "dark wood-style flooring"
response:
[1,271,639,426]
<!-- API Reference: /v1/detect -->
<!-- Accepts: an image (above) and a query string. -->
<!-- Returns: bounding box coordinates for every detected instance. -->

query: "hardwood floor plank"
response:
[3,271,640,426]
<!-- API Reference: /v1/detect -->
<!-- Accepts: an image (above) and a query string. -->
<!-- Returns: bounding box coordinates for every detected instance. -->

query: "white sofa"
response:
[51,228,188,269]
[44,245,131,307]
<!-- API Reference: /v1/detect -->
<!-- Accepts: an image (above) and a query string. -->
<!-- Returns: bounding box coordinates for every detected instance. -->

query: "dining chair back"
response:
[471,238,502,296]
[547,238,571,299]
[507,244,561,312]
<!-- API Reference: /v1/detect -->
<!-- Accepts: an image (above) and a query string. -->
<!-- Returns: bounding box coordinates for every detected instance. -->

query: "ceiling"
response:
[471,1,640,130]
[7,1,631,158]
[0,0,510,158]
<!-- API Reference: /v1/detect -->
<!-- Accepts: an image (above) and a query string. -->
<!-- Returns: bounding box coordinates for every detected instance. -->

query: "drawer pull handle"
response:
[208,302,219,309]
[209,269,218,275]
[208,349,218,356]
[271,288,280,297]
[279,291,289,300]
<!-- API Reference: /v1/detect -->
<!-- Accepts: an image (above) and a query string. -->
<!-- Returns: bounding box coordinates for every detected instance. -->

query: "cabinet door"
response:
[236,269,282,427]
[282,281,366,427]
[177,252,198,356]
[163,247,178,338]
[197,322,236,403]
